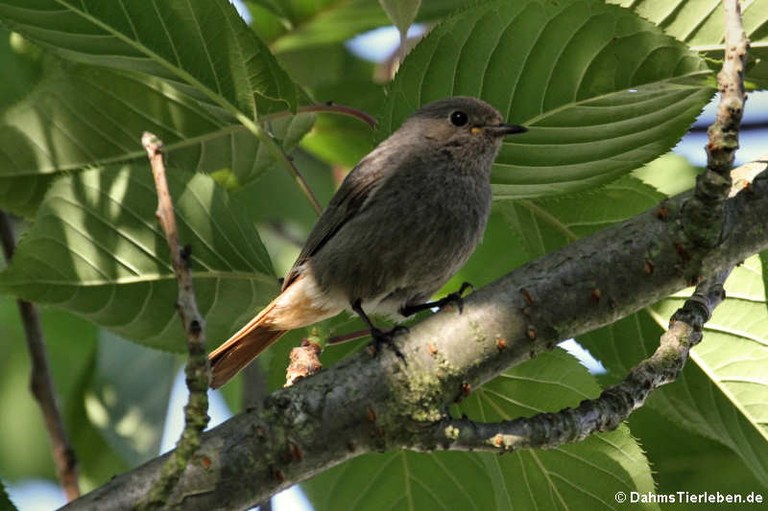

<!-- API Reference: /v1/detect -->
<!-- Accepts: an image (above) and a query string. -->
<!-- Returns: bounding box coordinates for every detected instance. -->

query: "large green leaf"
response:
[609,0,768,89]
[0,59,314,185]
[499,175,665,261]
[381,0,713,198]
[0,166,278,351]
[304,350,657,510]
[628,406,765,510]
[580,257,768,486]
[0,0,304,117]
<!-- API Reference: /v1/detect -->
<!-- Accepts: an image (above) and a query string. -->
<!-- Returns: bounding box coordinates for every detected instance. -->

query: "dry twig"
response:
[138,133,210,509]
[0,212,80,501]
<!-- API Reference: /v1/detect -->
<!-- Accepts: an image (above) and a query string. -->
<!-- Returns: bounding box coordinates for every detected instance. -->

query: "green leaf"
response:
[381,0,713,198]
[498,175,665,260]
[631,153,702,197]
[305,350,657,511]
[379,0,421,40]
[446,207,530,293]
[609,0,768,89]
[0,58,313,184]
[84,331,177,467]
[279,43,382,168]
[178,112,317,187]
[762,251,768,315]
[0,166,278,351]
[628,406,765,509]
[302,114,376,168]
[0,28,42,109]
[0,174,53,218]
[0,57,316,205]
[0,0,304,117]
[580,257,768,486]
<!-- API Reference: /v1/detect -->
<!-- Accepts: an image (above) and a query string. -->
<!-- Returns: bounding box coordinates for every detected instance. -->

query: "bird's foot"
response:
[369,325,409,364]
[400,281,474,317]
[437,281,474,313]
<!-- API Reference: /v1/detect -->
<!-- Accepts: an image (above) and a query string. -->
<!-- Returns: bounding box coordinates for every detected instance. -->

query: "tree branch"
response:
[682,0,749,250]
[263,102,378,129]
[433,270,730,452]
[62,156,768,510]
[0,212,80,501]
[237,115,323,216]
[138,133,210,509]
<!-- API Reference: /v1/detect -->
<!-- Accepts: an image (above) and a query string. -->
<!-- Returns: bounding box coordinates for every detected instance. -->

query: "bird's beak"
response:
[486,123,528,137]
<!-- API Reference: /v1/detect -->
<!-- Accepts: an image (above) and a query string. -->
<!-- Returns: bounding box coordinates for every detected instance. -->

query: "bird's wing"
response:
[282,149,392,289]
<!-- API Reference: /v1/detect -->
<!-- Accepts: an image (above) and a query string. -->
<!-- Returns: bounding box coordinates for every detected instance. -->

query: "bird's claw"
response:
[441,281,474,314]
[370,326,408,364]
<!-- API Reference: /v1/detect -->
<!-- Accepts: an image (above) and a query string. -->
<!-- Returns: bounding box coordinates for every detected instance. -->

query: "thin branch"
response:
[0,212,81,501]
[138,133,210,509]
[433,271,730,451]
[237,115,323,216]
[247,102,379,216]
[264,103,378,129]
[682,0,749,249]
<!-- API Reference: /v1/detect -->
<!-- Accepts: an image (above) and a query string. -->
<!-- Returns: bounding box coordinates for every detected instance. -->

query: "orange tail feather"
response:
[209,274,341,388]
[208,302,286,389]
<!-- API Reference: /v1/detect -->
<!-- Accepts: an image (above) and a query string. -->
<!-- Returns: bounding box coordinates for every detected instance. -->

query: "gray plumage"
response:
[287,96,523,317]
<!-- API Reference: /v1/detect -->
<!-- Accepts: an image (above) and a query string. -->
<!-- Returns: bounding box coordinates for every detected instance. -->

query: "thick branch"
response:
[1,212,80,501]
[63,159,768,511]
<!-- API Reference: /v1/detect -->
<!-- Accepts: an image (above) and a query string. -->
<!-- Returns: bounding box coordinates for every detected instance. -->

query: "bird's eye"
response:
[450,111,469,127]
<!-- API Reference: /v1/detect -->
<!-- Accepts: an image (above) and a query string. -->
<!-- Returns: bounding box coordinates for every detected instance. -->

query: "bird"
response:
[208,96,527,388]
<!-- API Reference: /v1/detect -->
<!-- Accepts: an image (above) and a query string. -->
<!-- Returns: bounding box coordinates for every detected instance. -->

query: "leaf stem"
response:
[264,103,378,129]
[237,114,323,215]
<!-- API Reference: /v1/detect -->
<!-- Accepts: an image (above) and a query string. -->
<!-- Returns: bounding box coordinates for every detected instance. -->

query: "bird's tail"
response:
[208,300,287,389]
[208,274,341,389]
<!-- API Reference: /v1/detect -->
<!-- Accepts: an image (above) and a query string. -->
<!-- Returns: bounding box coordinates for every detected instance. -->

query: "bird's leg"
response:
[351,299,407,363]
[400,282,473,317]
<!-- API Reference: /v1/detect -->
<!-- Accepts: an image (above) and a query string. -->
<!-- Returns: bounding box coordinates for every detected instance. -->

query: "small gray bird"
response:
[209,96,526,388]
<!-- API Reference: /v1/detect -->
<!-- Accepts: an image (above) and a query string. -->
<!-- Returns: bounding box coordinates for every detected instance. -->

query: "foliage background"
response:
[0,0,766,509]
